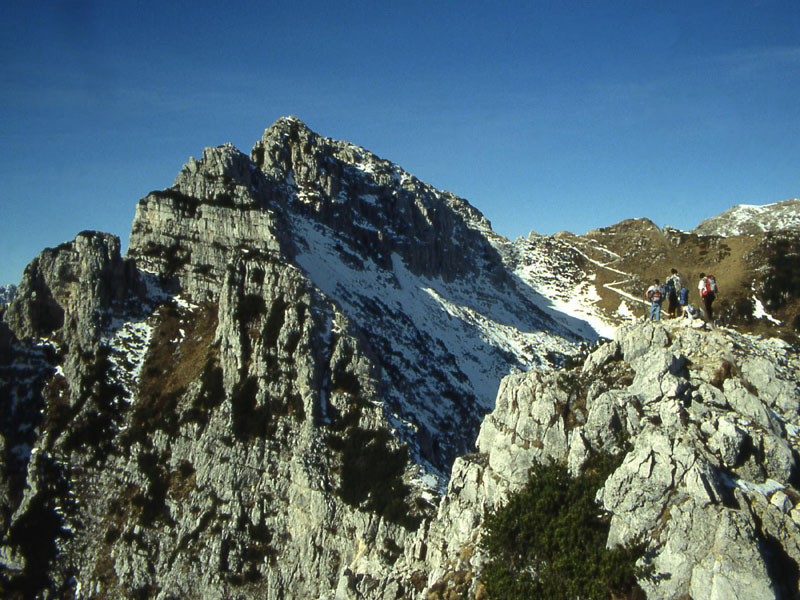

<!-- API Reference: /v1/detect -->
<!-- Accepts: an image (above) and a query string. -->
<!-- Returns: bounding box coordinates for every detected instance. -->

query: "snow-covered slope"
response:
[290,214,581,469]
[252,118,592,470]
[693,198,800,236]
[499,233,628,339]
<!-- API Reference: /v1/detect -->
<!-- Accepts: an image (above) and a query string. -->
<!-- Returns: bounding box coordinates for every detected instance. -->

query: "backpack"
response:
[664,278,676,295]
[679,287,689,305]
[649,286,663,303]
[703,275,717,296]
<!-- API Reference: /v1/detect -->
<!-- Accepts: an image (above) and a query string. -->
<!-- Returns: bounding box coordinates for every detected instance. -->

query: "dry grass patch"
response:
[140,302,219,398]
[126,302,219,445]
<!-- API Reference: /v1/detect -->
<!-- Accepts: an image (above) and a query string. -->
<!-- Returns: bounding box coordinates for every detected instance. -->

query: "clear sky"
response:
[1,1,799,285]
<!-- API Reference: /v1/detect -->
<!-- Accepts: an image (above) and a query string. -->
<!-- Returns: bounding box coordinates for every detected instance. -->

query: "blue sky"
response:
[1,1,799,285]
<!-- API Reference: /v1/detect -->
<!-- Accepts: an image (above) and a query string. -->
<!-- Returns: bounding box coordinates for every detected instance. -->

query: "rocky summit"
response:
[0,117,799,599]
[693,198,800,237]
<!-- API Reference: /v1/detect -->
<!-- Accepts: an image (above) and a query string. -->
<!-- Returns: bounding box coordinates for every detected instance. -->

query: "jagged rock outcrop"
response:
[0,245,433,599]
[5,231,139,350]
[129,143,293,302]
[0,286,15,309]
[251,117,500,284]
[425,319,800,599]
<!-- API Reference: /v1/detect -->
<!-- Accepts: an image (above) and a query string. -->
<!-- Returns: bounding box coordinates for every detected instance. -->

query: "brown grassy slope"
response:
[556,218,798,342]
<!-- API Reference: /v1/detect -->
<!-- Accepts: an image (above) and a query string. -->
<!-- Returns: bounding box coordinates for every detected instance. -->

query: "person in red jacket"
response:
[698,273,718,325]
[646,279,665,321]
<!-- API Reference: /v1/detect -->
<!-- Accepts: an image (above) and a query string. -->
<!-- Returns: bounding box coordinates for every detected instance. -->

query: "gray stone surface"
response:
[423,321,800,599]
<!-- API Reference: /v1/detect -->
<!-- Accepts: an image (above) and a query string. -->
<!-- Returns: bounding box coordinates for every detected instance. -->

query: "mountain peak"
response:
[270,114,310,129]
[586,216,661,238]
[258,115,317,149]
[127,118,585,470]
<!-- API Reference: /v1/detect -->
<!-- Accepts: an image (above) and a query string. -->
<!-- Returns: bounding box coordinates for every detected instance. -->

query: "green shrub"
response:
[481,454,649,600]
[328,423,419,530]
[731,296,755,323]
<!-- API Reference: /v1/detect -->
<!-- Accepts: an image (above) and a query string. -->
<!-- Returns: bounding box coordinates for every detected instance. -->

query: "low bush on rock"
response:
[330,425,420,529]
[480,453,649,600]
[327,403,421,530]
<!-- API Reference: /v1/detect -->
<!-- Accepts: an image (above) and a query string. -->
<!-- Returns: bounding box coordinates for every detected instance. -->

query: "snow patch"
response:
[753,295,782,325]
[360,193,380,205]
[289,211,584,483]
[616,300,635,320]
[102,318,155,400]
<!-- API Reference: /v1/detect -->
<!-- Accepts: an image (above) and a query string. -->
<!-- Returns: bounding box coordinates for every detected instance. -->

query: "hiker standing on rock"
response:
[665,268,682,317]
[698,273,718,325]
[646,279,665,322]
[678,285,689,316]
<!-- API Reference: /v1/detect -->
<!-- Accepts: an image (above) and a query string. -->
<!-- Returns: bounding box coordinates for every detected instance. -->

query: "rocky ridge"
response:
[694,199,800,237]
[0,286,15,309]
[424,319,800,599]
[0,209,436,600]
[532,215,800,341]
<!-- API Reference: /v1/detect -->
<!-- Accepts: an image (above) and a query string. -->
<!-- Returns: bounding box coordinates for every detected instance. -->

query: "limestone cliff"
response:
[0,118,584,599]
[1,118,798,600]
[424,320,800,599]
